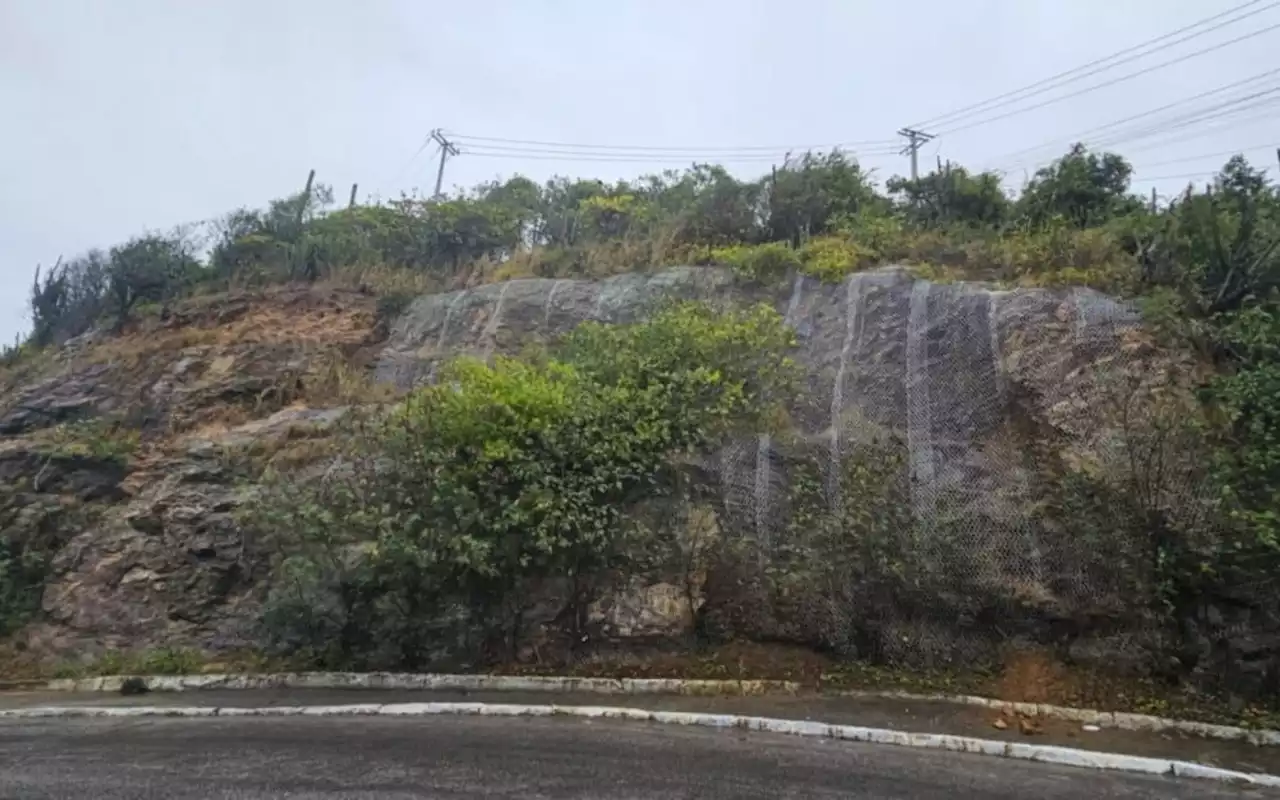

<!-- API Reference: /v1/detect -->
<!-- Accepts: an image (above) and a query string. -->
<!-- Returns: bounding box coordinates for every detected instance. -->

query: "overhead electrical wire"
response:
[447,132,900,155]
[1072,94,1280,160]
[1129,169,1260,183]
[909,0,1277,130]
[995,88,1280,172]
[984,67,1280,168]
[1133,143,1280,169]
[457,142,902,157]
[459,148,900,165]
[932,21,1280,137]
[462,151,787,164]
[1089,88,1280,149]
[1129,108,1280,153]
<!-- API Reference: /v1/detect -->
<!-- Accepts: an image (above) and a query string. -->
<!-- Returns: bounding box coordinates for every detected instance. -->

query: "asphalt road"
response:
[0,715,1265,799]
[6,688,1275,774]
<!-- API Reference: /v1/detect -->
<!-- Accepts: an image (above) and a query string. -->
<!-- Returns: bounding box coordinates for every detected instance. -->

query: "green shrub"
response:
[798,236,871,282]
[710,242,801,282]
[248,302,798,668]
[831,209,911,261]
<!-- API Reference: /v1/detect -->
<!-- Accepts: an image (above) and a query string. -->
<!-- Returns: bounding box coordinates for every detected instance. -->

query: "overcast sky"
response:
[2,0,1276,344]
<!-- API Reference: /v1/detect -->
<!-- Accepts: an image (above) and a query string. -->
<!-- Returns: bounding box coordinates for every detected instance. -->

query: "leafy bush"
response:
[799,236,871,282]
[1209,306,1280,554]
[710,242,801,282]
[831,209,911,262]
[248,302,798,668]
[978,221,1139,291]
[710,237,871,284]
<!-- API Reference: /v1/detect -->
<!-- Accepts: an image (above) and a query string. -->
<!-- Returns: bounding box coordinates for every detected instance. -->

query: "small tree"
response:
[767,150,881,245]
[887,165,1010,229]
[106,232,197,329]
[1018,144,1141,229]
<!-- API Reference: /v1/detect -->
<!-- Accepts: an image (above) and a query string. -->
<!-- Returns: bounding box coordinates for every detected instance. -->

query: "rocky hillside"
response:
[7,266,1265,694]
[1,286,381,657]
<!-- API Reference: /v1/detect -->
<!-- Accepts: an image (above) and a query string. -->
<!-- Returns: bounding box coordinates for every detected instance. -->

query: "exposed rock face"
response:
[0,364,120,435]
[373,267,1242,672]
[0,288,376,658]
[379,269,1146,577]
[1,269,1255,683]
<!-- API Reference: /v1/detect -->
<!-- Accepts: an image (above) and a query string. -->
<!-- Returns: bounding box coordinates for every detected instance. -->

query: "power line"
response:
[933,21,1280,137]
[1131,166,1275,183]
[460,148,899,165]
[448,132,900,154]
[382,135,439,189]
[458,143,894,158]
[984,67,1280,168]
[1090,88,1280,149]
[1099,95,1280,154]
[986,99,1280,181]
[462,150,783,163]
[460,143,900,160]
[909,0,1277,130]
[1131,170,1229,183]
[1135,143,1280,168]
[995,87,1280,174]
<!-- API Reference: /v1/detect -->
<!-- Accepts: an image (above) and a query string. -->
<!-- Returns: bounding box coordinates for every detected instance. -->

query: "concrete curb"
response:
[44,672,799,697]
[36,671,1280,747]
[832,689,1280,747]
[2,700,1275,788]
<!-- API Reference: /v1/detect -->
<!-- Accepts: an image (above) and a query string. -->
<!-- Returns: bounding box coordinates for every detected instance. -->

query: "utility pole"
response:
[897,128,935,181]
[348,183,359,209]
[431,129,460,199]
[1150,187,1158,214]
[295,169,316,228]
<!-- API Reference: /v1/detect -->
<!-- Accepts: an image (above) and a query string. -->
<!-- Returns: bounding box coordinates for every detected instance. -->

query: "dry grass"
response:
[216,422,342,477]
[303,350,400,406]
[324,263,447,298]
[471,233,688,286]
[79,290,376,372]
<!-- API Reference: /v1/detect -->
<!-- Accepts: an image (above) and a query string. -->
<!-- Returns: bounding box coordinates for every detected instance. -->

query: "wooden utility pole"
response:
[1150,186,1158,213]
[295,169,316,228]
[431,129,460,199]
[897,128,935,181]
[348,183,359,208]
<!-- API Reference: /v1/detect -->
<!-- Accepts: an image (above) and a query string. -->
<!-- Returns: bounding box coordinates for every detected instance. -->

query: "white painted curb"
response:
[1,701,1275,788]
[833,689,1280,747]
[38,671,1280,747]
[45,672,798,697]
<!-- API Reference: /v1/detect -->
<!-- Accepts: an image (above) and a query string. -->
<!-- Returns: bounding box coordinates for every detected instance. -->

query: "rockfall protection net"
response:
[377,267,1230,671]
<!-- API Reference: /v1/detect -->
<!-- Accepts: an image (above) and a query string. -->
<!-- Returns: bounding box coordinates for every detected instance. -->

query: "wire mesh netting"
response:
[377,266,1265,681]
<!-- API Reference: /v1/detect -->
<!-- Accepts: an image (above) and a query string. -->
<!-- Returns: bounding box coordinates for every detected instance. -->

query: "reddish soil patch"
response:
[995,648,1079,705]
